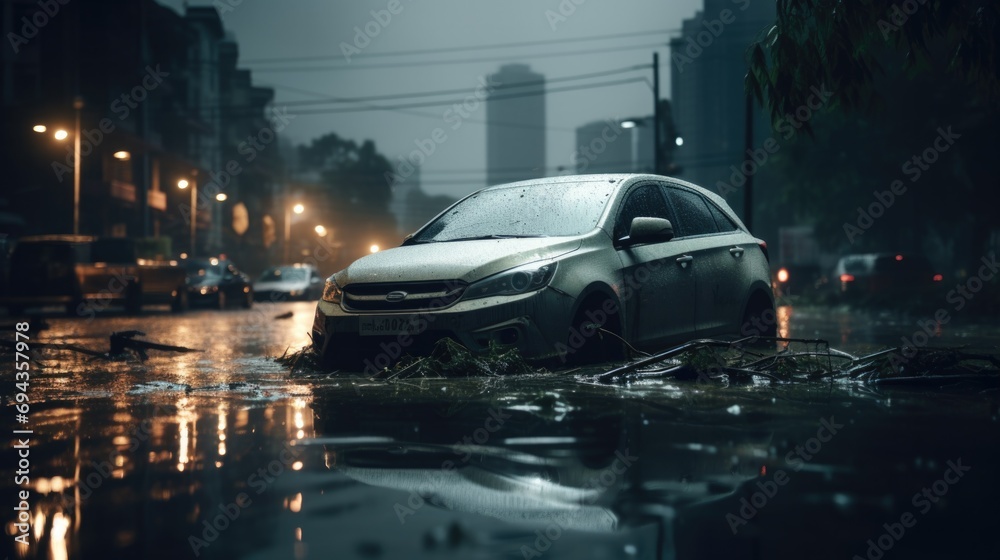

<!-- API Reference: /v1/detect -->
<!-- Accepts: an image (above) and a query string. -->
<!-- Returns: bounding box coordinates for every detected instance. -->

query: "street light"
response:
[33,96,84,234]
[215,193,227,202]
[284,202,305,263]
[178,177,197,256]
[314,225,327,237]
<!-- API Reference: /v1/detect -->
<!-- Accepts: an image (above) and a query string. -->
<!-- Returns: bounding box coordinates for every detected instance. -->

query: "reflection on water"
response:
[3,303,1000,559]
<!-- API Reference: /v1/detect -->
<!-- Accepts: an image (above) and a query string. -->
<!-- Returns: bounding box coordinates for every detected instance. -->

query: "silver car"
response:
[312,174,774,371]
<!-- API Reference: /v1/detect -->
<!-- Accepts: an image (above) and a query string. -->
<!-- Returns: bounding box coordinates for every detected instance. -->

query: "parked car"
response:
[312,174,775,370]
[3,235,187,316]
[183,257,253,309]
[832,253,942,303]
[253,264,324,302]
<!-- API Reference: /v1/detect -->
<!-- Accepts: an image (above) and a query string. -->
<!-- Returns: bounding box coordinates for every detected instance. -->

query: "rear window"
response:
[874,255,933,273]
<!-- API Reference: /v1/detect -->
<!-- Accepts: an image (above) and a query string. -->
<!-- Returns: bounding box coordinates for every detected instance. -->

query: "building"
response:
[573,120,633,174]
[486,64,545,185]
[0,0,279,266]
[670,0,778,239]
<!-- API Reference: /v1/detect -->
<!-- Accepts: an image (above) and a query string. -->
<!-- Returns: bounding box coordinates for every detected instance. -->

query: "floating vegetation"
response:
[593,337,1000,387]
[277,335,999,388]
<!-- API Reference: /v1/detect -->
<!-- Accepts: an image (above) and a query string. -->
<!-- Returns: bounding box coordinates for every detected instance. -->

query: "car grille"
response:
[342,280,467,311]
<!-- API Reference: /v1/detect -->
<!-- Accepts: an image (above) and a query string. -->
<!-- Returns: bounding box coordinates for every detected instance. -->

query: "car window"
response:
[664,187,719,237]
[705,201,739,232]
[614,185,673,241]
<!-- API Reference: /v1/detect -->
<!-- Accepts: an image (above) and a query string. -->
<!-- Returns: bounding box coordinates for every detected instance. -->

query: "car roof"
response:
[476,173,748,231]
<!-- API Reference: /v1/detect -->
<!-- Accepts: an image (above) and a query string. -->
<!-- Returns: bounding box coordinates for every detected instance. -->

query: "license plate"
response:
[358,316,421,336]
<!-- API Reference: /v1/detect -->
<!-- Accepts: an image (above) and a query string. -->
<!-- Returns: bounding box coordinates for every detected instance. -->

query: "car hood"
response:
[254,280,308,291]
[335,237,582,286]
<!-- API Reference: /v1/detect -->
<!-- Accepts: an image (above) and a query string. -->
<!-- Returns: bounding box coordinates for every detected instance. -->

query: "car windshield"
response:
[259,267,307,282]
[410,181,617,243]
[185,260,223,277]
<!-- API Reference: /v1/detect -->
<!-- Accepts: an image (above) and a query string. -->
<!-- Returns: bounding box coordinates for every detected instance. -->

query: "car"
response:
[253,264,324,302]
[183,257,253,309]
[832,253,942,303]
[312,174,775,371]
[3,235,188,316]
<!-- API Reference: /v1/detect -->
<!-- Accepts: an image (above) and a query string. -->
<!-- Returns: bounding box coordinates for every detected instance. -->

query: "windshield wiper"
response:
[437,234,547,243]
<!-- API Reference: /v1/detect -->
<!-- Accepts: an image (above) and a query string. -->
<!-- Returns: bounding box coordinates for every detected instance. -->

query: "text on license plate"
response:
[359,316,421,336]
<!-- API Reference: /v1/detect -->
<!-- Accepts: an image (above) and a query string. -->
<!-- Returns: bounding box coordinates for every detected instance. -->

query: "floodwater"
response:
[2,303,998,559]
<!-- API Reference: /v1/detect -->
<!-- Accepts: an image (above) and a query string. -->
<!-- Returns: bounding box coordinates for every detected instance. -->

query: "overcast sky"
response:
[162,1,703,197]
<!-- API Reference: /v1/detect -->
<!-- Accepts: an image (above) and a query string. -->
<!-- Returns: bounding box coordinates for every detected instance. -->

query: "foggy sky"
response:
[162,0,702,197]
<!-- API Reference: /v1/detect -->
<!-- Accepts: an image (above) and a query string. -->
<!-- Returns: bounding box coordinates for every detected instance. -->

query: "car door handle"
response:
[676,255,693,268]
[729,247,744,258]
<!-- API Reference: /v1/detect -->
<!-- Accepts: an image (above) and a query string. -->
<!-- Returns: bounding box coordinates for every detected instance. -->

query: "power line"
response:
[243,29,679,64]
[278,65,645,107]
[252,42,669,73]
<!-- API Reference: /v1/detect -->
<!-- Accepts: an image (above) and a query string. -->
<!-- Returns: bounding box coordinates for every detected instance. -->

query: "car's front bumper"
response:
[312,287,574,371]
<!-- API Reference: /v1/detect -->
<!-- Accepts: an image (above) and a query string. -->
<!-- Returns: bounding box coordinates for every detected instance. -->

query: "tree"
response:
[746,0,1000,267]
[297,133,398,263]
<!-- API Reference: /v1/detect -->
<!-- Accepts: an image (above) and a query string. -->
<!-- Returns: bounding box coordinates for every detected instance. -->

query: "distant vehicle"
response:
[313,174,775,370]
[183,257,253,309]
[3,235,188,316]
[832,253,942,302]
[253,264,324,302]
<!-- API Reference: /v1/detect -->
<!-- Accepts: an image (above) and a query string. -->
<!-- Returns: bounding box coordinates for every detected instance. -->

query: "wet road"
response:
[2,303,999,559]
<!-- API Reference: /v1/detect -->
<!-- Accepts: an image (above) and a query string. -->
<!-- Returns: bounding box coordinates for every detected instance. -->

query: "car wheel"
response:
[740,292,777,341]
[567,294,624,366]
[171,290,189,313]
[125,283,142,315]
[243,290,253,309]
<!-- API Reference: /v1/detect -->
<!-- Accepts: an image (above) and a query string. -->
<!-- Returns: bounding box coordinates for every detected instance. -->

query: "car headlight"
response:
[464,262,556,300]
[321,278,343,303]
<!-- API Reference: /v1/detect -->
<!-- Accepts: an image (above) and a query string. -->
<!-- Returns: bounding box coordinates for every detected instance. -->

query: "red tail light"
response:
[840,274,855,283]
[933,274,943,282]
[757,240,769,262]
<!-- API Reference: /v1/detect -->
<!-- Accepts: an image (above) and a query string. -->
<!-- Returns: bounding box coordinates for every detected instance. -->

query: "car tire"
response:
[243,290,253,309]
[741,292,777,342]
[567,294,624,366]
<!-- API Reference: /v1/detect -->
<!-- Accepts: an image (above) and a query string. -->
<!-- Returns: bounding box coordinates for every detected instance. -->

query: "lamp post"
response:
[178,177,197,256]
[284,203,304,263]
[72,96,83,235]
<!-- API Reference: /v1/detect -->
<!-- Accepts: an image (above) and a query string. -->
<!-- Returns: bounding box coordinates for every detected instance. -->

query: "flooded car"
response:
[254,264,324,302]
[183,257,254,309]
[312,174,774,370]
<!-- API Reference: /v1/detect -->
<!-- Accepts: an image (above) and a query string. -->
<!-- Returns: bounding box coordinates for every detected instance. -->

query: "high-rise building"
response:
[670,0,777,234]
[486,64,545,185]
[573,120,632,174]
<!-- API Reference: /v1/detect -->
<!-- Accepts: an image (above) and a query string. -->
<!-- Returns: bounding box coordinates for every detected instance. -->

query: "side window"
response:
[705,201,739,232]
[614,185,673,241]
[664,187,718,237]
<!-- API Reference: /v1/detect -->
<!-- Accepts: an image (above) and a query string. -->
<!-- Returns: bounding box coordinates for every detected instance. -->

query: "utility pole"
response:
[743,94,754,231]
[652,52,661,175]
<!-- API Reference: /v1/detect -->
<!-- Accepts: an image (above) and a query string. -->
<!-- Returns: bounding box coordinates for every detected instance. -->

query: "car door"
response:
[613,184,696,348]
[663,186,744,336]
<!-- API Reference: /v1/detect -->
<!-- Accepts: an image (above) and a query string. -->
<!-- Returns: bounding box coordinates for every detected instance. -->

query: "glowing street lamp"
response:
[53,129,69,141]
[215,193,227,202]
[314,225,327,237]
[178,177,197,256]
[284,202,306,263]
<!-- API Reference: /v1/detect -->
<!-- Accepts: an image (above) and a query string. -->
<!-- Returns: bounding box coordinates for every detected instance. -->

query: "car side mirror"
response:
[621,217,674,245]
